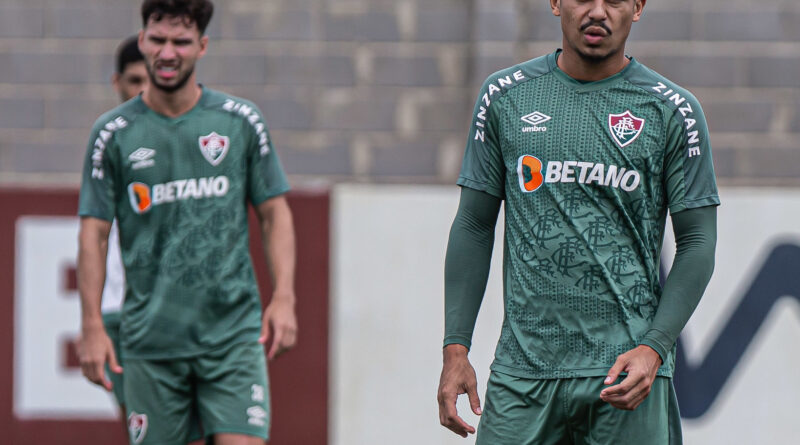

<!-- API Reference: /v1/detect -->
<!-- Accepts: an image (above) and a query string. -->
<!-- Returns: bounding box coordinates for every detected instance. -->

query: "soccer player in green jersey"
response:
[77,1,298,444]
[437,1,718,443]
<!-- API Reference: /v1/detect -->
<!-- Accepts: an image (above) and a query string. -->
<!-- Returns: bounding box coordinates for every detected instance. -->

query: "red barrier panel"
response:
[0,188,329,445]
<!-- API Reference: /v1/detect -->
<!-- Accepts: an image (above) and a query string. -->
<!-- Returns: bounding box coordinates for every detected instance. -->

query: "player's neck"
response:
[142,80,203,118]
[557,45,630,82]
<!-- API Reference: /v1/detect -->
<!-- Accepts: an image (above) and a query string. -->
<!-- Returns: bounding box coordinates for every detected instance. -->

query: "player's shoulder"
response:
[89,97,146,135]
[624,59,704,113]
[478,52,555,98]
[201,87,264,120]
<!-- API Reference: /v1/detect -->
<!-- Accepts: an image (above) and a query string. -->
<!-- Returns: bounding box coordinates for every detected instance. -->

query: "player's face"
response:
[138,15,208,93]
[551,0,645,62]
[112,61,148,102]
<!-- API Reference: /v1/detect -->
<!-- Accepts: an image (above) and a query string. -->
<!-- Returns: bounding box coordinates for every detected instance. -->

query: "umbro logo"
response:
[247,405,267,427]
[521,112,551,133]
[129,147,156,170]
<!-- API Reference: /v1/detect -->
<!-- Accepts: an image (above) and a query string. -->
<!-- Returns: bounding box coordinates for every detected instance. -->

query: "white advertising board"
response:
[14,216,117,419]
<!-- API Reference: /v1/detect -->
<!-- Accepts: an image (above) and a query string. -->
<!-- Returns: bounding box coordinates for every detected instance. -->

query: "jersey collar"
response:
[548,49,638,92]
[139,84,210,124]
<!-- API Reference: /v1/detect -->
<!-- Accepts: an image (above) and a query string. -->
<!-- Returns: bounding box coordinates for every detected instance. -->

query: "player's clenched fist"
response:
[437,344,482,438]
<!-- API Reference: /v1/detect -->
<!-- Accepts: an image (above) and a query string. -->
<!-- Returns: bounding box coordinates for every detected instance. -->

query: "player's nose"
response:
[159,42,177,59]
[586,0,608,21]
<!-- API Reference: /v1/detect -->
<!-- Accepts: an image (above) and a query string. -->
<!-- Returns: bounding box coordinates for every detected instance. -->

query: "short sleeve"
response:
[456,77,506,199]
[245,105,290,205]
[78,118,120,221]
[663,93,720,214]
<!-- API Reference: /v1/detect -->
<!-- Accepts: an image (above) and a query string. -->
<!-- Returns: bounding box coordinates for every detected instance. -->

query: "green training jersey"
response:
[457,50,719,379]
[79,86,289,360]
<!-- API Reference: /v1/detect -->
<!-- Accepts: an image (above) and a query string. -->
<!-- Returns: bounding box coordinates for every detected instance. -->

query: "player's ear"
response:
[111,73,121,93]
[551,0,561,17]
[198,35,209,59]
[633,0,646,22]
[137,29,145,52]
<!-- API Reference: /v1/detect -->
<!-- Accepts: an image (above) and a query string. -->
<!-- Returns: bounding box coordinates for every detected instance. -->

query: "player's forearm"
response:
[77,218,111,329]
[259,197,296,302]
[444,187,501,350]
[641,206,717,361]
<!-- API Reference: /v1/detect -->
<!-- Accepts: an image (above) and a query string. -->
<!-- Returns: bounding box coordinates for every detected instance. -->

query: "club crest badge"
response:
[608,111,645,148]
[128,411,148,444]
[198,131,230,166]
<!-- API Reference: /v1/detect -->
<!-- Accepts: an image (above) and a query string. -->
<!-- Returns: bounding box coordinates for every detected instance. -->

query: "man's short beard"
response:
[147,65,195,93]
[577,47,619,63]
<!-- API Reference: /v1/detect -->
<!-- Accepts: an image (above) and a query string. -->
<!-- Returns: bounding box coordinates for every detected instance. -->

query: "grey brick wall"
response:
[1,0,798,187]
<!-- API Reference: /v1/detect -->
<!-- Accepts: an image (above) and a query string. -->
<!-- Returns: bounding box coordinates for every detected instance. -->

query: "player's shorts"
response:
[102,311,125,405]
[124,341,270,445]
[475,371,682,445]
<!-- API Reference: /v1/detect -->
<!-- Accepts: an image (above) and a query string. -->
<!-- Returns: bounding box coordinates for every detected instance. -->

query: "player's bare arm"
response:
[256,195,298,359]
[77,216,122,391]
[438,344,482,438]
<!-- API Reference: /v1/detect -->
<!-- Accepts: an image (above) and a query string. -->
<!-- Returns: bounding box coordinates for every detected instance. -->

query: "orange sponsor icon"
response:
[517,155,544,192]
[128,182,152,214]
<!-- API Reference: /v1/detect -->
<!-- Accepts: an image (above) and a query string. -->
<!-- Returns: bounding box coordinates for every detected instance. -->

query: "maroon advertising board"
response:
[0,188,329,445]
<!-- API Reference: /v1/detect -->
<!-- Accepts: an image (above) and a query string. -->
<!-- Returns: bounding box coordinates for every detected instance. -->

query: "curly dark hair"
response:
[141,0,214,34]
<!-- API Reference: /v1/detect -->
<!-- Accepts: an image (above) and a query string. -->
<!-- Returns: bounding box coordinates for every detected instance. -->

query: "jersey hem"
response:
[456,177,503,200]
[490,361,674,379]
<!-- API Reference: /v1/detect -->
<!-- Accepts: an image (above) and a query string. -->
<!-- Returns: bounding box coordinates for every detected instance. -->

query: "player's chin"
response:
[577,45,618,62]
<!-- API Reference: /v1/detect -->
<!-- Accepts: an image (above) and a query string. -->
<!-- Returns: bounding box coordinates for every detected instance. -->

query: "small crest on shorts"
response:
[608,111,645,148]
[128,411,149,444]
[198,131,230,166]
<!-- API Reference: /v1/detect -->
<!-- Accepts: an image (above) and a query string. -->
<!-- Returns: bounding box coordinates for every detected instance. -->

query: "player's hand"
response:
[437,344,482,438]
[259,291,298,360]
[77,323,122,391]
[600,344,662,410]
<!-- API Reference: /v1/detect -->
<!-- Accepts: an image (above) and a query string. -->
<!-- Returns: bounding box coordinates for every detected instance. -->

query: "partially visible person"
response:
[112,36,149,103]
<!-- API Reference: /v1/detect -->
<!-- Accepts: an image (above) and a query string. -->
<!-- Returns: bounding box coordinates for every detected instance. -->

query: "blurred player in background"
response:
[112,36,149,103]
[438,0,718,443]
[77,1,298,444]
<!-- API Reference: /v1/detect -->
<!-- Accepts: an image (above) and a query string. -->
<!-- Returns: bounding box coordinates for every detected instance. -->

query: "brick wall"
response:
[1,0,798,186]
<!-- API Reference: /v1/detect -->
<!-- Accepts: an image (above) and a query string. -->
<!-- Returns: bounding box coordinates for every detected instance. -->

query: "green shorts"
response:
[124,341,270,445]
[102,312,126,405]
[476,371,682,445]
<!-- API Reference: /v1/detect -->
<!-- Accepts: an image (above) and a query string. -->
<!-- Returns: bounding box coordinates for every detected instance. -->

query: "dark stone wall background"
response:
[1,0,798,187]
